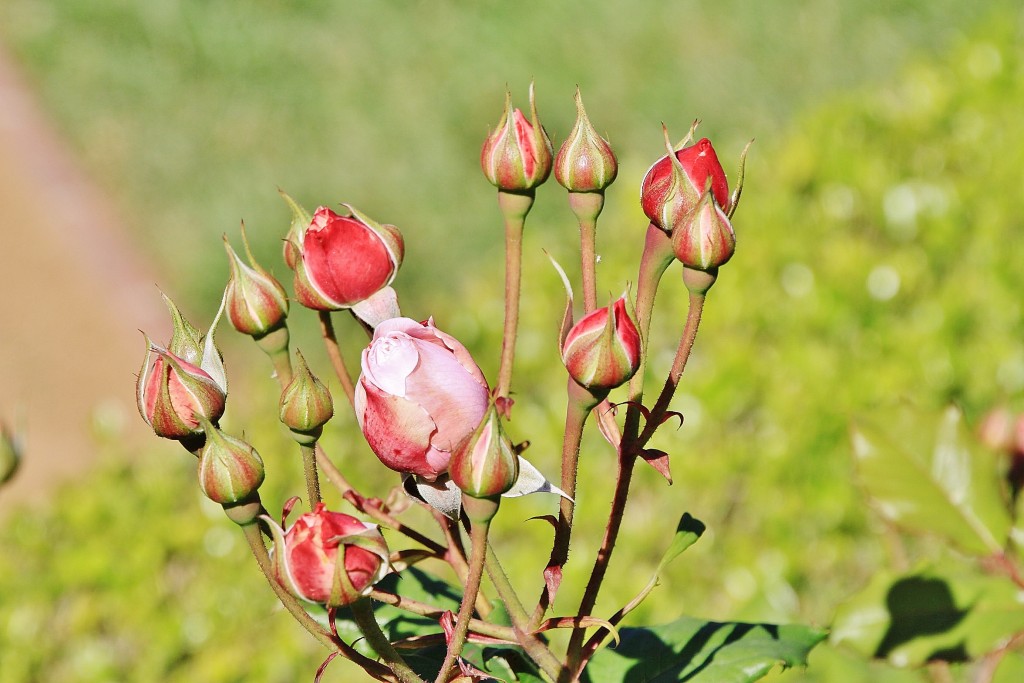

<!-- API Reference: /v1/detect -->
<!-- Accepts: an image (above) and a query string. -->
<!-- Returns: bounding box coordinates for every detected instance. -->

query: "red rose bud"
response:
[137,340,227,440]
[293,205,404,311]
[223,229,289,338]
[279,189,312,271]
[449,405,519,499]
[641,130,730,232]
[554,88,618,193]
[480,83,553,191]
[196,417,265,506]
[355,317,490,481]
[267,503,389,607]
[561,294,641,393]
[0,422,22,486]
[671,188,736,271]
[279,349,334,436]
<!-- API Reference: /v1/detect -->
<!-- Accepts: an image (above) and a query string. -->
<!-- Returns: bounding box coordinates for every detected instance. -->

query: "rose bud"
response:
[223,229,289,338]
[554,88,618,193]
[355,317,490,480]
[292,205,404,311]
[561,294,641,394]
[137,340,227,440]
[279,349,334,438]
[266,502,390,607]
[641,132,730,233]
[449,405,519,500]
[196,417,265,506]
[671,186,737,272]
[480,83,553,192]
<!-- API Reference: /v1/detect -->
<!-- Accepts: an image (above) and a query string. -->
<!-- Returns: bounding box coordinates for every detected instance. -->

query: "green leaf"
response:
[831,565,1024,666]
[851,406,1011,556]
[657,513,707,572]
[584,616,826,682]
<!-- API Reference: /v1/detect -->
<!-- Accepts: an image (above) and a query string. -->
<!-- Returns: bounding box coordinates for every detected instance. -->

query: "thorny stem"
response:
[565,455,636,676]
[435,517,491,683]
[484,544,566,682]
[369,589,515,643]
[621,224,675,453]
[432,511,492,618]
[495,189,535,401]
[319,310,356,409]
[349,598,426,683]
[299,443,322,508]
[533,380,597,623]
[635,292,706,448]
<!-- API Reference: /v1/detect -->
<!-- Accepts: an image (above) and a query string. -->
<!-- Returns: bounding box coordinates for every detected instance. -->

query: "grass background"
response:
[1,1,1023,681]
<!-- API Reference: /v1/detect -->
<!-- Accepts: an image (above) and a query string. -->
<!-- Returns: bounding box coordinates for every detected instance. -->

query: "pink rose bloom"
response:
[355,317,490,480]
[268,503,389,607]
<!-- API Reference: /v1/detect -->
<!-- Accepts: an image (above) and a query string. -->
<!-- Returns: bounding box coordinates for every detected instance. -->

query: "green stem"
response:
[299,443,322,508]
[255,325,293,387]
[350,598,426,683]
[533,380,596,623]
[495,189,535,400]
[565,454,635,674]
[568,192,605,314]
[484,544,566,682]
[636,292,706,448]
[319,310,356,409]
[621,224,675,453]
[435,517,491,683]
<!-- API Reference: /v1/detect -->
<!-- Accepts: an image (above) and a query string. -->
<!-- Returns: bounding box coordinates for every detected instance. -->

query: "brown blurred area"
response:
[0,45,166,514]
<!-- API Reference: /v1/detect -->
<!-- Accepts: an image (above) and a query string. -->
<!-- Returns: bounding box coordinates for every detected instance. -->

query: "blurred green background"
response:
[1,1,1023,681]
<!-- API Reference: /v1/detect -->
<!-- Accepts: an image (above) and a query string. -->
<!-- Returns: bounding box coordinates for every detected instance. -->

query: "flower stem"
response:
[484,544,566,681]
[568,192,605,314]
[495,189,535,401]
[255,325,293,387]
[368,589,515,643]
[636,291,706,448]
[534,380,596,622]
[299,443,322,508]
[350,598,426,683]
[565,454,635,673]
[319,310,356,409]
[435,517,491,683]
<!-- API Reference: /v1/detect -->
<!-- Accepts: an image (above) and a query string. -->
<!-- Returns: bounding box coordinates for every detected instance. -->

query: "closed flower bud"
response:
[355,317,490,481]
[279,349,334,435]
[0,422,22,486]
[224,229,289,338]
[292,205,404,311]
[641,133,730,232]
[671,189,736,271]
[137,340,227,440]
[561,295,641,393]
[554,88,617,193]
[449,405,519,499]
[480,83,553,191]
[267,503,390,608]
[196,418,265,505]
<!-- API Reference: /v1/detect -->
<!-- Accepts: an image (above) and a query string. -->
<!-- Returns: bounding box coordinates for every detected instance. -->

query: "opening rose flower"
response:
[355,317,490,480]
[291,205,404,311]
[266,503,389,608]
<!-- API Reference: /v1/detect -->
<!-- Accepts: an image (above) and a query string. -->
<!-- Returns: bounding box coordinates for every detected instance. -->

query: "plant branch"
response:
[350,597,426,683]
[319,310,356,409]
[494,189,535,401]
[435,517,491,683]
